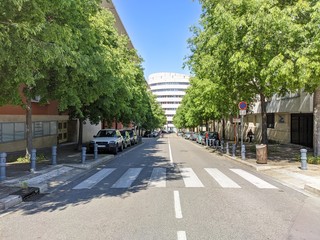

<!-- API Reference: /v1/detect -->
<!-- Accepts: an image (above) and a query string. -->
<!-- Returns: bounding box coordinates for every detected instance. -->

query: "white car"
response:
[89,129,124,154]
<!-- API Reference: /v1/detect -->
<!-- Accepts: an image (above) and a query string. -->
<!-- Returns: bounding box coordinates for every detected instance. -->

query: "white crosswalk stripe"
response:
[73,168,115,189]
[205,168,241,188]
[111,168,143,188]
[149,168,167,187]
[72,167,278,190]
[230,169,278,189]
[180,168,204,187]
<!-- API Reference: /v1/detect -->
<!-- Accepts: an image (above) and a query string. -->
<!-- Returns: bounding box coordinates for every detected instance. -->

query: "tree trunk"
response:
[260,93,268,144]
[25,96,32,160]
[314,87,320,157]
[222,118,226,140]
[77,118,84,151]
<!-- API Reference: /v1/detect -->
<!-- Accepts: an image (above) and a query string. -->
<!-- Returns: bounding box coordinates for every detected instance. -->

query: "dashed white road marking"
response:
[174,191,183,219]
[177,231,187,240]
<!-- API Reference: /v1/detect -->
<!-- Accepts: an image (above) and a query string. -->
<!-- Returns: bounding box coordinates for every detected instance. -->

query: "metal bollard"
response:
[0,152,7,181]
[241,144,246,160]
[51,146,57,165]
[220,142,224,152]
[232,144,236,157]
[226,142,230,155]
[30,149,36,173]
[81,147,86,164]
[94,143,98,160]
[300,149,308,170]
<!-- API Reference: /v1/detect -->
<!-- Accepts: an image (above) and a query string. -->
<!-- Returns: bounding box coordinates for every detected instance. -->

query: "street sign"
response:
[238,101,247,110]
[233,118,241,123]
[239,110,246,115]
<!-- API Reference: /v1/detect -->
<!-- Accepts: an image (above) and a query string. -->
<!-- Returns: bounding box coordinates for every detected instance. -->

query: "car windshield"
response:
[120,131,126,136]
[97,130,116,137]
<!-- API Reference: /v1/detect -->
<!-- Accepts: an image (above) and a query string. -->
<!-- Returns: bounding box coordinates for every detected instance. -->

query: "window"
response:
[2,123,14,142]
[267,113,275,128]
[0,121,57,143]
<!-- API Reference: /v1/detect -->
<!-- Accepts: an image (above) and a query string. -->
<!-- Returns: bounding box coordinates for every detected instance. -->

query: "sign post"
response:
[238,102,247,149]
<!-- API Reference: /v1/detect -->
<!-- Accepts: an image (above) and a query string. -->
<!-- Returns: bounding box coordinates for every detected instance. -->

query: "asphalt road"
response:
[1,134,320,240]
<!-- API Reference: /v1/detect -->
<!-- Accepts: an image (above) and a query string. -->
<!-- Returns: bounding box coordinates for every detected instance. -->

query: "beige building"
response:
[213,90,314,148]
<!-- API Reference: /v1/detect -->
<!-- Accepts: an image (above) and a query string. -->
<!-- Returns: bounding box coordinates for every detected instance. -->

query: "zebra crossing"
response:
[72,167,278,190]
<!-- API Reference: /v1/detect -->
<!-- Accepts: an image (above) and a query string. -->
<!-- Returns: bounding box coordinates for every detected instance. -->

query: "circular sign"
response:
[238,101,247,110]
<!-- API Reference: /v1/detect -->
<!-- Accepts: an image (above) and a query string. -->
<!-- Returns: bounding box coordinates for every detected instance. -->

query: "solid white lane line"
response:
[174,191,183,219]
[231,169,278,189]
[149,168,166,187]
[205,168,241,188]
[73,168,115,189]
[111,168,143,188]
[168,140,173,166]
[180,168,204,188]
[177,231,187,240]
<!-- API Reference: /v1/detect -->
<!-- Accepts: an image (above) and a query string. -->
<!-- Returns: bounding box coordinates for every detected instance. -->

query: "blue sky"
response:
[112,0,202,78]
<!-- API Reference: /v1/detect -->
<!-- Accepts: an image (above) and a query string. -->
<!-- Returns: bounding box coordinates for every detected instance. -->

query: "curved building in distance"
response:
[148,72,190,132]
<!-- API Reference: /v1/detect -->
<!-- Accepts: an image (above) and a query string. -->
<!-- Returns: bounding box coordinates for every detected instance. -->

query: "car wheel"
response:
[112,146,118,155]
[119,143,123,152]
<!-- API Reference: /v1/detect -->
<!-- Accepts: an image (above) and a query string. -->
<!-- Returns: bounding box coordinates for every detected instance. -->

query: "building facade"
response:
[211,91,314,148]
[148,72,190,132]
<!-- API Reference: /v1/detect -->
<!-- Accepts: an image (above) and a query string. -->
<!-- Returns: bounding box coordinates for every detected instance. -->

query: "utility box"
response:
[256,144,267,164]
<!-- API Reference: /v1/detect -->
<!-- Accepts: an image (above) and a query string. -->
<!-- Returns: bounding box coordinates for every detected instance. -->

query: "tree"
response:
[186,0,304,144]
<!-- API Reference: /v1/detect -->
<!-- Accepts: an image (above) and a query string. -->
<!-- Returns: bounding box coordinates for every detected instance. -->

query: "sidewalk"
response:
[0,143,115,210]
[206,142,320,197]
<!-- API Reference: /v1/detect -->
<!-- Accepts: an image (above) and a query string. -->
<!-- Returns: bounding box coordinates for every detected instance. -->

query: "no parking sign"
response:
[238,101,247,110]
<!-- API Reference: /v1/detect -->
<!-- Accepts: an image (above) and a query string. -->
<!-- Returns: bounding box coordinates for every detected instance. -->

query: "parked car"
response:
[209,132,220,146]
[120,130,131,148]
[201,132,220,146]
[184,132,191,139]
[151,131,159,137]
[197,132,205,144]
[88,129,123,154]
[143,130,152,137]
[127,129,138,145]
[190,132,198,141]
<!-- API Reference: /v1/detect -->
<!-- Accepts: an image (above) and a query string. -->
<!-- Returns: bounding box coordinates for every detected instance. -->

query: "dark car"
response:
[143,130,152,137]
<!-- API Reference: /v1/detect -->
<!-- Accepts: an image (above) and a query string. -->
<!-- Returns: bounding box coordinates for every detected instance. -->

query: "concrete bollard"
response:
[241,144,246,160]
[51,146,57,165]
[226,142,230,155]
[232,144,236,157]
[94,143,98,160]
[30,149,36,173]
[81,147,86,164]
[0,152,7,181]
[300,149,308,170]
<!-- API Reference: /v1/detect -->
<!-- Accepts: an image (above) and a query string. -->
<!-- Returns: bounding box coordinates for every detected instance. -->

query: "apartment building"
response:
[148,72,190,132]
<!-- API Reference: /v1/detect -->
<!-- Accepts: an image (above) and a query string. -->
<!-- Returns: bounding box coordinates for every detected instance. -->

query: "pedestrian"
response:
[247,129,254,143]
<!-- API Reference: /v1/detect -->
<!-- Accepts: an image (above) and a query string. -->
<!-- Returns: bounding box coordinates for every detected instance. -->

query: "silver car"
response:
[89,129,124,154]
